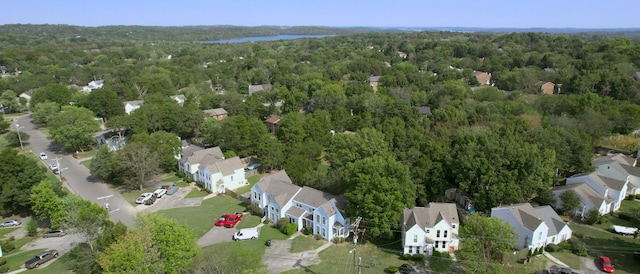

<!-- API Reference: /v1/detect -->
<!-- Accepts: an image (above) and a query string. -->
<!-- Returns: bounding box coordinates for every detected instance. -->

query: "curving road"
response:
[14,114,137,227]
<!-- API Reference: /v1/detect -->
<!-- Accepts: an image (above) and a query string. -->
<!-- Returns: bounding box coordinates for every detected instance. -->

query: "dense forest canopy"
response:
[3,25,640,237]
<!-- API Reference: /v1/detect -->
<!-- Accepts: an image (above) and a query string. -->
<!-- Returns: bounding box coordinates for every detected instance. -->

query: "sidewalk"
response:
[543,252,569,267]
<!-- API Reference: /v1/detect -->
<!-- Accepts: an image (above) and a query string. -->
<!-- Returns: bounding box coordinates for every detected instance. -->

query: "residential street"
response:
[14,114,137,227]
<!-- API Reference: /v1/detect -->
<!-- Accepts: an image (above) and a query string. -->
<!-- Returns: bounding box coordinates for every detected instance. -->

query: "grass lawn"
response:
[593,200,640,230]
[235,174,263,194]
[161,175,180,182]
[0,132,9,150]
[549,251,582,269]
[0,227,19,238]
[184,188,208,198]
[159,195,248,237]
[236,215,262,229]
[502,254,553,274]
[569,222,640,274]
[289,234,325,253]
[3,248,45,272]
[29,252,73,273]
[119,188,149,205]
[80,159,92,169]
[75,149,95,159]
[176,181,189,187]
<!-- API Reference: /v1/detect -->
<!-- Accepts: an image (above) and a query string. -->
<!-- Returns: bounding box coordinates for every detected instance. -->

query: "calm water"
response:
[206,34,333,43]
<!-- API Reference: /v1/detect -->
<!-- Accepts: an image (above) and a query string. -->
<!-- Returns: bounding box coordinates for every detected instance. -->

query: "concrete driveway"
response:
[138,186,204,212]
[263,237,326,274]
[197,225,237,246]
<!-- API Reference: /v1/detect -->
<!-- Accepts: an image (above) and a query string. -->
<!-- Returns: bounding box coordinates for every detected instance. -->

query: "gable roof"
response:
[294,186,337,208]
[202,156,243,176]
[403,203,459,232]
[123,100,144,107]
[203,108,228,116]
[534,205,568,236]
[255,170,301,208]
[265,115,282,124]
[552,182,612,208]
[491,203,544,232]
[593,153,636,167]
[416,106,431,115]
[572,172,627,192]
[249,84,272,95]
[181,146,224,165]
[369,75,381,82]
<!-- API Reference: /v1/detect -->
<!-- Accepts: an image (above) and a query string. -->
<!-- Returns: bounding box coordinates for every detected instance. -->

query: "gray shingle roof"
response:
[491,203,543,232]
[202,156,243,176]
[620,164,640,177]
[534,205,568,237]
[249,84,272,95]
[294,187,336,208]
[286,206,306,218]
[255,170,301,208]
[593,153,636,167]
[403,203,459,232]
[203,108,228,116]
[183,146,224,165]
[552,182,612,208]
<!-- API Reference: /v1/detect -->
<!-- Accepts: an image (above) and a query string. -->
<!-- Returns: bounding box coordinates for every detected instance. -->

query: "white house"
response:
[534,206,572,245]
[401,203,460,256]
[491,203,549,250]
[196,156,245,194]
[566,172,627,212]
[551,182,613,216]
[82,79,104,92]
[170,94,186,106]
[593,153,640,195]
[123,100,143,115]
[250,170,350,241]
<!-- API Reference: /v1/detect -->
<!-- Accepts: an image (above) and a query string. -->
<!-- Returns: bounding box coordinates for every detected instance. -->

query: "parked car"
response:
[224,213,244,228]
[599,256,614,273]
[43,229,65,238]
[215,214,229,226]
[166,186,179,195]
[135,193,154,204]
[24,249,58,269]
[49,164,60,174]
[153,188,167,198]
[549,265,579,274]
[0,219,21,227]
[39,152,48,160]
[144,195,157,205]
[399,264,418,274]
[233,227,259,241]
[246,163,261,171]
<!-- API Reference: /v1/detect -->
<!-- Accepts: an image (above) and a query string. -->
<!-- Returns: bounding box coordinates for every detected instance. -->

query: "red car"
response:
[599,255,614,273]
[223,213,243,228]
[215,214,229,226]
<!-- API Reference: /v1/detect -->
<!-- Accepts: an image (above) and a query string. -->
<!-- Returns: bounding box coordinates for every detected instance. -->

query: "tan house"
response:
[539,81,556,95]
[369,76,381,92]
[473,71,492,86]
[265,115,282,135]
[203,108,228,120]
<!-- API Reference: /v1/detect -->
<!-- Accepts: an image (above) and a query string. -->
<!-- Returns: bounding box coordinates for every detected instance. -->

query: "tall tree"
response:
[31,101,60,125]
[0,149,47,214]
[118,142,160,190]
[30,180,66,228]
[49,105,101,151]
[559,190,581,215]
[458,215,517,274]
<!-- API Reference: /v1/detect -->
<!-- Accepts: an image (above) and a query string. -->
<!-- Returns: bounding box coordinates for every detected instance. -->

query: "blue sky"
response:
[2,0,639,28]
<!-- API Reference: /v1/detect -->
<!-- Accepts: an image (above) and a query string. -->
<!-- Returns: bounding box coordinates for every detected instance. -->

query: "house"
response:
[416,106,431,116]
[538,81,556,95]
[19,90,32,107]
[170,94,186,106]
[250,170,350,241]
[82,79,104,92]
[565,171,627,212]
[203,108,228,120]
[491,203,549,250]
[248,84,272,96]
[633,72,640,82]
[551,182,613,216]
[593,153,640,195]
[401,203,460,256]
[473,71,492,86]
[397,51,408,59]
[369,75,381,92]
[178,145,245,193]
[264,115,282,135]
[123,100,143,115]
[534,206,572,245]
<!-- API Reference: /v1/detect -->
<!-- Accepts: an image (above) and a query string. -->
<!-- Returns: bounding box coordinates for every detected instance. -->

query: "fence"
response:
[226,188,250,204]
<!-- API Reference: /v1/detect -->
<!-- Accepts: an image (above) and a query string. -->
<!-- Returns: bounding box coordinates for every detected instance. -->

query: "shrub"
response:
[571,242,588,257]
[314,234,322,240]
[636,194,640,199]
[558,241,571,250]
[26,219,37,237]
[332,237,345,243]
[302,227,313,235]
[387,266,399,273]
[281,223,297,236]
[0,265,8,273]
[176,171,185,178]
[583,209,601,225]
[411,254,425,261]
[0,258,6,266]
[545,244,561,252]
[0,241,15,253]
[618,212,633,221]
[402,253,412,260]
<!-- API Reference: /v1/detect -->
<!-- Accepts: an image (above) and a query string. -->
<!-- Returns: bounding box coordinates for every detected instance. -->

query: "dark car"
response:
[25,250,58,269]
[399,264,418,274]
[43,229,65,238]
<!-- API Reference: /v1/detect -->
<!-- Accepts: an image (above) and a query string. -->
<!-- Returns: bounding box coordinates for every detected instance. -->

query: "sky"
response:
[2,0,639,29]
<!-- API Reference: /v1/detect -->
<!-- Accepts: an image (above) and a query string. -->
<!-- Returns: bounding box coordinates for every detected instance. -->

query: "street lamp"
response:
[14,123,24,150]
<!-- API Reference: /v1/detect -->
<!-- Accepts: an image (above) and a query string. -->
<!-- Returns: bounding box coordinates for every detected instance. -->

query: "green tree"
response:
[32,101,60,125]
[81,87,125,119]
[0,149,47,214]
[97,227,162,274]
[559,190,581,215]
[343,155,415,237]
[49,105,101,151]
[0,90,20,113]
[256,135,285,171]
[458,215,517,274]
[118,142,160,190]
[131,131,182,172]
[30,84,74,107]
[90,145,118,182]
[4,130,29,148]
[30,180,66,228]
[66,198,109,252]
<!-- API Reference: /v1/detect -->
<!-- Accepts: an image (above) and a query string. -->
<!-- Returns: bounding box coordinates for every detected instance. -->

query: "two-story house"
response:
[551,182,613,216]
[593,153,640,195]
[566,171,627,212]
[196,156,245,194]
[491,203,549,250]
[251,170,350,241]
[123,100,143,115]
[401,203,460,256]
[535,205,572,245]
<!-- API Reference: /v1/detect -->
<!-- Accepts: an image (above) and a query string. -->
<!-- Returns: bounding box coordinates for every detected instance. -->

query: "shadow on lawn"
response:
[579,234,640,273]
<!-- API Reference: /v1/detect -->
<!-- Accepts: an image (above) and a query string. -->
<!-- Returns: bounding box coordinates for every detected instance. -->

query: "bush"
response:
[332,237,345,243]
[26,219,37,237]
[386,266,398,273]
[558,241,571,250]
[314,234,322,240]
[281,223,298,236]
[0,258,6,266]
[176,171,185,178]
[618,212,634,221]
[0,241,15,253]
[402,253,412,260]
[411,254,425,261]
[302,227,313,235]
[545,244,561,252]
[583,209,601,225]
[636,194,640,199]
[571,242,589,257]
[0,265,8,273]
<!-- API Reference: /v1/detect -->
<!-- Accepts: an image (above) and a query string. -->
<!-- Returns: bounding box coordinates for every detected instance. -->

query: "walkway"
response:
[543,252,569,267]
[263,233,332,274]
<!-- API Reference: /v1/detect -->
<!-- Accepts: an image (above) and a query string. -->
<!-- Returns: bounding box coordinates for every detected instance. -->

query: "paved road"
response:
[15,114,136,227]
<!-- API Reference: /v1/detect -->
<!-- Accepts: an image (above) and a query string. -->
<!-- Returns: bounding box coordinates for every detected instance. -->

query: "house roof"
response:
[416,106,431,115]
[203,156,242,176]
[552,182,612,208]
[123,100,144,107]
[203,108,228,116]
[249,84,272,95]
[255,170,301,208]
[180,145,204,163]
[265,115,282,124]
[403,203,459,232]
[473,71,488,76]
[181,146,224,165]
[294,187,337,208]
[593,153,636,167]
[620,164,640,177]
[286,206,307,218]
[568,171,627,192]
[369,76,381,82]
[491,203,544,232]
[534,205,568,237]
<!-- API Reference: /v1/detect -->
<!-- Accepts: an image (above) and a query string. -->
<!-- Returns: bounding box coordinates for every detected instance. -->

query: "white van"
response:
[233,227,259,241]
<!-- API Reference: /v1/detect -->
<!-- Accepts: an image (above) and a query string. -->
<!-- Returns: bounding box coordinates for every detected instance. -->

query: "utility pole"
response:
[350,216,362,274]
[14,122,24,150]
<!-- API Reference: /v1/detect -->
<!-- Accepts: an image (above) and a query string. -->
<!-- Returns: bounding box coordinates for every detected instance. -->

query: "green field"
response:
[3,248,45,272]
[29,252,74,274]
[289,234,325,253]
[184,188,209,198]
[159,195,248,237]
[80,159,92,169]
[569,222,640,274]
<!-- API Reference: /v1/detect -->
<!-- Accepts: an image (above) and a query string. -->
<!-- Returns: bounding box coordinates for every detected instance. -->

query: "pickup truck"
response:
[25,250,58,269]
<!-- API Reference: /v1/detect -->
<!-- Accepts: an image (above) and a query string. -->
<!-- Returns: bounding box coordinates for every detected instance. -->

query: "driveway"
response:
[197,225,237,247]
[5,232,84,273]
[263,238,324,274]
[15,114,136,227]
[138,186,204,212]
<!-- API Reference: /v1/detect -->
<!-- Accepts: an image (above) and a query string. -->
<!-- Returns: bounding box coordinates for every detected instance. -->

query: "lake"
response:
[206,34,333,44]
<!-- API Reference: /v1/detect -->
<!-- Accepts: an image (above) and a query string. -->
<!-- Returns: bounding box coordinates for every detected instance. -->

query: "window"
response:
[322,228,326,237]
[413,235,418,243]
[231,175,233,181]
[452,224,456,229]
[426,229,430,233]
[538,232,542,240]
[444,230,448,238]
[436,230,440,238]
[322,217,326,225]
[408,246,413,254]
